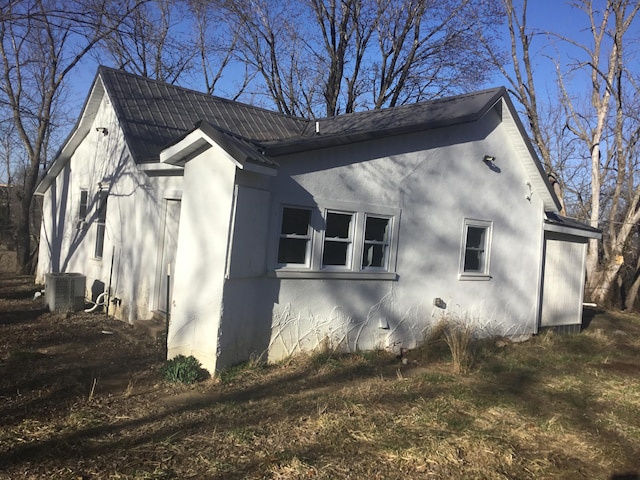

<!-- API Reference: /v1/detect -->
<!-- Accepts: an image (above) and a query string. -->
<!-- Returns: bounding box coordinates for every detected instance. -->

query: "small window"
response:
[322,211,354,267]
[460,219,492,277]
[278,207,312,265]
[362,215,390,269]
[94,191,108,259]
[78,189,88,221]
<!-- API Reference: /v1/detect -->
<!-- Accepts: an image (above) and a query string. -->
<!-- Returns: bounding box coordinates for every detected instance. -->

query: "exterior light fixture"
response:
[483,155,495,163]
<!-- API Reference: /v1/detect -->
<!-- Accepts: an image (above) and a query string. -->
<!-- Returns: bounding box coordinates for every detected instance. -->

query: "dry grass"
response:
[1,276,640,479]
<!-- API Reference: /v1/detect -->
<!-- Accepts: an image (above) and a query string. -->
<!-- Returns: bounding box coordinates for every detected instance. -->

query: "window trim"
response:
[277,206,313,268]
[78,189,89,221]
[321,210,355,270]
[459,218,492,280]
[94,191,108,260]
[361,214,393,272]
[273,201,400,280]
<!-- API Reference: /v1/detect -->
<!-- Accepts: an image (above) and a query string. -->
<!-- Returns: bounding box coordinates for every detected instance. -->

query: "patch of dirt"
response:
[0,274,165,428]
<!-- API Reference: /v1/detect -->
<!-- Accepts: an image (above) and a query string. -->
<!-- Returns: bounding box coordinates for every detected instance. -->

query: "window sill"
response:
[270,270,398,280]
[458,273,492,281]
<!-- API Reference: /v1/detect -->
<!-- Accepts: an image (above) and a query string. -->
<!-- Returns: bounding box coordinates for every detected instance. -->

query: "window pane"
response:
[464,249,482,272]
[281,208,310,235]
[79,190,88,220]
[365,217,389,242]
[278,207,311,266]
[323,241,349,265]
[466,227,485,249]
[463,226,487,272]
[95,224,105,258]
[278,238,308,264]
[325,212,352,238]
[362,243,386,268]
[96,192,108,222]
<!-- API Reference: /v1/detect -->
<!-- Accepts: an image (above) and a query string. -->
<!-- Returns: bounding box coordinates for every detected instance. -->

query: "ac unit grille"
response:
[45,273,86,312]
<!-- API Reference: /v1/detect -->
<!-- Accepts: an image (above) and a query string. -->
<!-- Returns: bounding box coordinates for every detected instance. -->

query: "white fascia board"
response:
[138,162,184,173]
[160,127,277,176]
[35,78,107,195]
[160,129,243,169]
[498,97,561,211]
[543,222,602,239]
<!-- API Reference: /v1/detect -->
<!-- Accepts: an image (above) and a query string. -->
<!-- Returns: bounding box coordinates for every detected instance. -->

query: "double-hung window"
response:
[278,207,312,266]
[361,215,391,270]
[94,191,108,259]
[274,203,399,278]
[78,189,88,221]
[459,219,492,279]
[322,211,354,268]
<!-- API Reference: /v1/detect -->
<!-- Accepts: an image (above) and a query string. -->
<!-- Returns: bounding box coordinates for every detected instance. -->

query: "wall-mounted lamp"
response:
[95,127,108,136]
[483,155,495,163]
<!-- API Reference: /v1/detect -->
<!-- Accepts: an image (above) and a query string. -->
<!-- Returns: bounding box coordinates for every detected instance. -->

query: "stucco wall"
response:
[36,94,183,322]
[167,145,237,373]
[215,107,546,366]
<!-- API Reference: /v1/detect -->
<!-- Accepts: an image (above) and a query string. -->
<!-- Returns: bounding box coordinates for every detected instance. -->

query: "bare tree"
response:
[0,0,147,273]
[489,0,640,307]
[189,0,244,96]
[204,0,505,117]
[96,0,195,84]
[556,0,640,305]
[479,0,567,213]
[371,0,503,109]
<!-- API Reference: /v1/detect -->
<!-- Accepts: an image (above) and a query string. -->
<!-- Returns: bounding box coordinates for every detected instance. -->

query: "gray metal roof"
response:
[264,88,505,155]
[99,66,308,163]
[101,66,508,162]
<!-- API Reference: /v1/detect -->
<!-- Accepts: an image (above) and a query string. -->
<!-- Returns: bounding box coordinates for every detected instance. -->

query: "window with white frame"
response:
[275,203,399,278]
[94,191,108,259]
[78,189,88,221]
[362,215,391,270]
[460,219,492,278]
[322,211,354,268]
[278,207,312,266]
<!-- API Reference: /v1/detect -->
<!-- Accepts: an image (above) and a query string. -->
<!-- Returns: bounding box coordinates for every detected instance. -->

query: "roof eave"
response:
[544,222,602,239]
[264,88,507,157]
[160,122,279,176]
[35,74,106,195]
[500,93,562,212]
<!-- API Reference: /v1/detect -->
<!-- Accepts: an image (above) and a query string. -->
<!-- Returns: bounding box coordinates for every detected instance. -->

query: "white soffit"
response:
[499,98,560,211]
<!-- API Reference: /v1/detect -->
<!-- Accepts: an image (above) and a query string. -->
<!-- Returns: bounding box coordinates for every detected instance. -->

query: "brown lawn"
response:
[1,274,639,479]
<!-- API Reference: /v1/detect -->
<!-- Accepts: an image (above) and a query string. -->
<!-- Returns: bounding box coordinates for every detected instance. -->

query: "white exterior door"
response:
[157,199,181,313]
[540,234,587,327]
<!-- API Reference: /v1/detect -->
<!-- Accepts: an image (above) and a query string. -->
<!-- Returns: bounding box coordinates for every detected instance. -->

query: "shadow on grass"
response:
[0,347,449,475]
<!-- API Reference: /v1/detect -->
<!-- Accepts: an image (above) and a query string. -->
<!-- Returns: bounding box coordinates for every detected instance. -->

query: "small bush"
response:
[161,355,204,384]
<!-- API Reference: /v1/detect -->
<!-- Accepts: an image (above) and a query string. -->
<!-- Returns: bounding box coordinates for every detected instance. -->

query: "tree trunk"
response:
[624,259,640,311]
[15,161,39,274]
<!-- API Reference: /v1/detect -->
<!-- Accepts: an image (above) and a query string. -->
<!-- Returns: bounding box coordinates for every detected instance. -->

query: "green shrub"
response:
[161,355,204,384]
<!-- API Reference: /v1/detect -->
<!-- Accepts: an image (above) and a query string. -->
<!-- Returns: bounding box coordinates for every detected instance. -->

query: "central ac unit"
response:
[45,273,86,312]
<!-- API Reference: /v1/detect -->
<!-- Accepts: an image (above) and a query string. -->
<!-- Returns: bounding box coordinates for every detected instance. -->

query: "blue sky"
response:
[64,1,636,136]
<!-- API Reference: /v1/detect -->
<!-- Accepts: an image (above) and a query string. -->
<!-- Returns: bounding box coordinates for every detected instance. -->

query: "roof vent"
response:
[315,121,320,135]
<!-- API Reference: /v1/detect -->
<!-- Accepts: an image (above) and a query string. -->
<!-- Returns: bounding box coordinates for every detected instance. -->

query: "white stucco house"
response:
[36,67,600,373]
